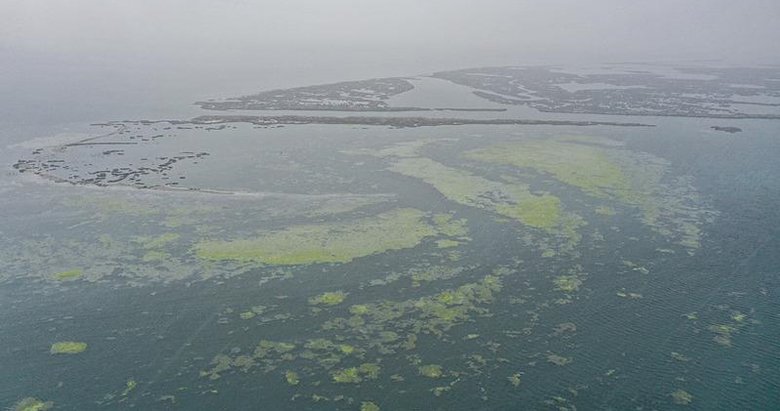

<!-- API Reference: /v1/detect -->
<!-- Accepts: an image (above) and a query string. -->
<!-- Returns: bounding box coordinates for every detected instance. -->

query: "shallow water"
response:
[1,70,779,411]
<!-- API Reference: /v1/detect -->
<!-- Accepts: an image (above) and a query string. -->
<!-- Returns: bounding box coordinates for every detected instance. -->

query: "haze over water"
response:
[1,2,780,411]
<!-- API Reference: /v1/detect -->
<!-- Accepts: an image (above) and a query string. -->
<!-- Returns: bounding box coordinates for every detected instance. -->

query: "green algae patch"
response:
[121,379,137,396]
[361,401,380,411]
[52,269,83,281]
[671,389,694,405]
[496,194,561,229]
[194,208,436,265]
[309,291,347,306]
[388,157,563,229]
[285,371,300,386]
[134,233,180,249]
[339,344,356,355]
[594,206,617,216]
[239,311,257,320]
[419,364,443,378]
[709,323,738,347]
[546,353,572,366]
[349,304,370,315]
[50,341,87,354]
[467,139,634,201]
[435,239,461,249]
[432,213,469,237]
[202,270,506,386]
[466,137,714,251]
[142,250,169,263]
[12,397,53,411]
[553,275,583,293]
[508,373,522,387]
[332,367,363,384]
[358,363,381,379]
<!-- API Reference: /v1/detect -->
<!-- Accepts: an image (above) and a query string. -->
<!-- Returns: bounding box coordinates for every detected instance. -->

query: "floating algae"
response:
[309,291,348,306]
[194,208,437,264]
[348,140,572,230]
[285,371,300,386]
[466,136,714,251]
[709,324,738,347]
[361,401,381,411]
[52,269,83,281]
[202,272,505,384]
[436,239,461,249]
[239,311,257,320]
[594,206,617,216]
[121,379,137,396]
[358,363,381,379]
[419,364,444,378]
[671,389,694,405]
[467,139,635,201]
[133,233,180,249]
[553,275,583,293]
[332,363,381,384]
[546,353,572,366]
[616,290,643,299]
[1,234,199,284]
[50,341,88,354]
[389,156,563,229]
[12,397,53,411]
[432,213,470,238]
[552,323,577,336]
[508,373,522,387]
[431,386,451,396]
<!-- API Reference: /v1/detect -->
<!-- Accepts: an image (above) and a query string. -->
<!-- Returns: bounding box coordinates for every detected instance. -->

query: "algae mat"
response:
[194,208,438,264]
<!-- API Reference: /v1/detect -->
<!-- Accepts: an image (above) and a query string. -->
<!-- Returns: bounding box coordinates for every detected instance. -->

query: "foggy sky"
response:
[2,0,780,130]
[4,0,780,73]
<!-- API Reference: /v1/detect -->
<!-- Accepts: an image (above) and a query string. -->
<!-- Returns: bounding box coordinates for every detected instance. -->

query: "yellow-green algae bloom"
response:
[553,275,583,293]
[121,379,137,396]
[432,213,469,237]
[331,367,362,384]
[435,239,460,248]
[194,208,436,264]
[285,371,300,385]
[12,398,53,411]
[546,353,572,366]
[419,364,443,378]
[134,233,180,249]
[671,389,694,405]
[239,311,256,320]
[50,341,88,354]
[388,156,562,229]
[361,401,381,411]
[52,269,83,281]
[465,137,712,251]
[467,139,635,201]
[309,291,347,306]
[508,373,522,387]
